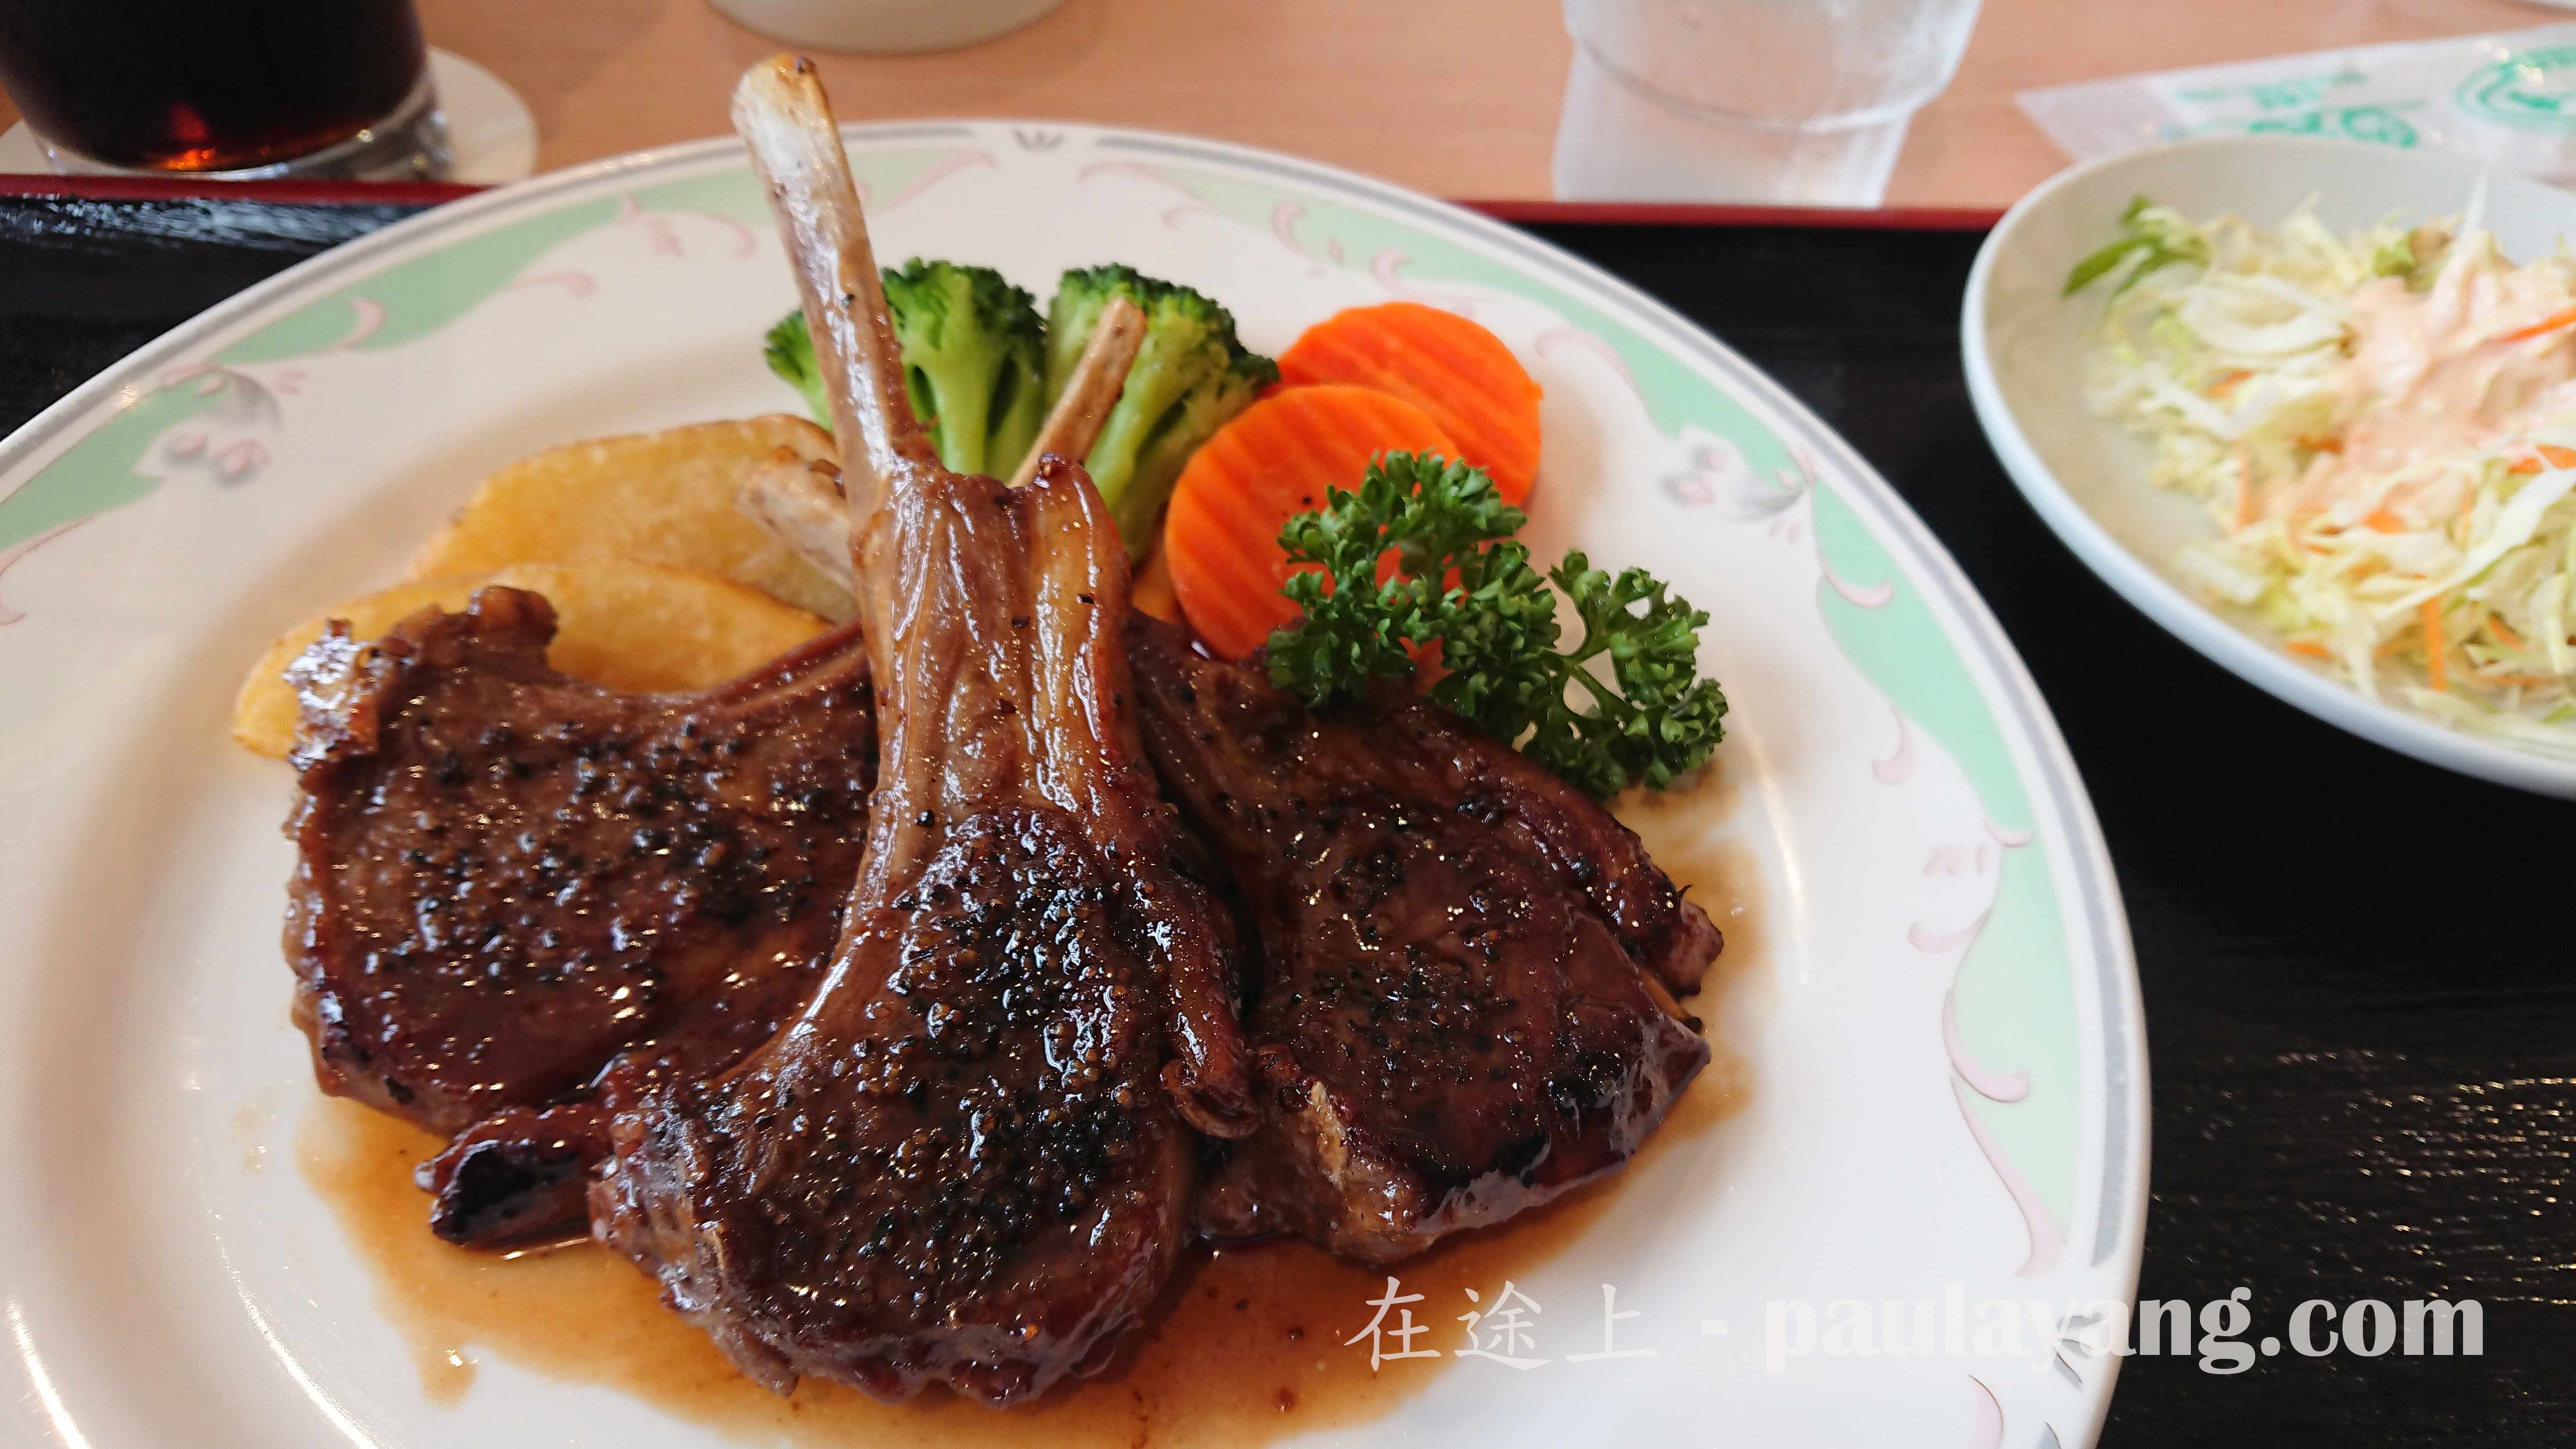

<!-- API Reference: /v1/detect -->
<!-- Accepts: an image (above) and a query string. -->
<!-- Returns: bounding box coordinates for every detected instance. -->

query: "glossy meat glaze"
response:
[1127,618,1720,1265]
[592,457,1255,1404]
[283,588,877,1244]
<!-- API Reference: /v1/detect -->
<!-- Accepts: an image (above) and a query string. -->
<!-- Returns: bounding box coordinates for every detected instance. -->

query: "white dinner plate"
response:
[1964,133,2576,797]
[0,123,2144,1447]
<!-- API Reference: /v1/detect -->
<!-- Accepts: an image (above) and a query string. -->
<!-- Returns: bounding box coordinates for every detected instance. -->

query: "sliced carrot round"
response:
[1163,384,1456,660]
[1276,301,1542,503]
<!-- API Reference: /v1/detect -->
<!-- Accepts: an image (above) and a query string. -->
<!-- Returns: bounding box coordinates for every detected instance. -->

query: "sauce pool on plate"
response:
[291,797,1761,1446]
[300,1079,1741,1447]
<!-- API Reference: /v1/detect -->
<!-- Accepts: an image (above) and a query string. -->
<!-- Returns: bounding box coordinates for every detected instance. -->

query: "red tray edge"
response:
[1463,198,2005,230]
[0,171,2001,229]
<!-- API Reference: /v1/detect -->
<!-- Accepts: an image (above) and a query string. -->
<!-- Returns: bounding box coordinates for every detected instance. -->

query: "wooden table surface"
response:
[0,0,2559,207]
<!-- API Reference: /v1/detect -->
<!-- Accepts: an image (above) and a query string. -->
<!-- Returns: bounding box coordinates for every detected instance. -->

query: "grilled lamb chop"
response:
[1126,619,1721,1266]
[591,56,1252,1406]
[282,588,877,1245]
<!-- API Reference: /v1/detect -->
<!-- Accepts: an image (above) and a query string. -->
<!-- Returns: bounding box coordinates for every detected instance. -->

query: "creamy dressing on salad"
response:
[2073,199,2576,745]
[2296,237,2576,524]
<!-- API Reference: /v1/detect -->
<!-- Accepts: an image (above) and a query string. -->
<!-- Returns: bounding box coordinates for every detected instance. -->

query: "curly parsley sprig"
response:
[1265,452,1727,796]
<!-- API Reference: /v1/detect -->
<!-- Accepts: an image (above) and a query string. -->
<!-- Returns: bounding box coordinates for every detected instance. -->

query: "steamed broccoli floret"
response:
[760,260,1272,539]
[764,309,830,424]
[880,259,1046,477]
[762,259,1046,478]
[1046,264,1278,552]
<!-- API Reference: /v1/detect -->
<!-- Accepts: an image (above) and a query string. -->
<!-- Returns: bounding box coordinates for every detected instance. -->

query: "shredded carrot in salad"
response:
[2068,198,2576,752]
[2498,306,2576,345]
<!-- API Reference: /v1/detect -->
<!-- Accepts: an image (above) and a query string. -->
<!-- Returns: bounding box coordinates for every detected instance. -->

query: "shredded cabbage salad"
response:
[2069,196,2576,753]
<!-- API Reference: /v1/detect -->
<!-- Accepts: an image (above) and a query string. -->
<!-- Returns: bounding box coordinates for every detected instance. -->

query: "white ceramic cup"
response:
[708,0,1065,54]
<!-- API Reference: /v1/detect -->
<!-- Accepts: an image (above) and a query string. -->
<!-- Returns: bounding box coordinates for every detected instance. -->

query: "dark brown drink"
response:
[0,0,431,173]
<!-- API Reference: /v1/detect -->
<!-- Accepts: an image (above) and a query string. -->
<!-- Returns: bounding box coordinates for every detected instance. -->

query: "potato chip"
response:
[232,560,832,759]
[403,416,854,619]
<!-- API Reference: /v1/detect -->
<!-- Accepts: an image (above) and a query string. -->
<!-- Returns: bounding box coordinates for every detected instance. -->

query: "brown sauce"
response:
[294,789,1767,1447]
[305,1080,1729,1446]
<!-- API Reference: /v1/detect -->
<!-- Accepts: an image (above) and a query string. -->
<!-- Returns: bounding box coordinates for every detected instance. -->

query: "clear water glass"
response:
[1554,0,1985,205]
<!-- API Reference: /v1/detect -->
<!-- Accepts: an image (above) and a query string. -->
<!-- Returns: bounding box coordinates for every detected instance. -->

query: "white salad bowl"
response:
[1963,133,2576,798]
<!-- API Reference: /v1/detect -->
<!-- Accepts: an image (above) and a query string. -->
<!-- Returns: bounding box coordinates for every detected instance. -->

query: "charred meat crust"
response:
[594,461,1251,1405]
[282,587,877,1242]
[588,61,1251,1409]
[1125,616,1721,1266]
[593,802,1192,1402]
[418,1102,607,1246]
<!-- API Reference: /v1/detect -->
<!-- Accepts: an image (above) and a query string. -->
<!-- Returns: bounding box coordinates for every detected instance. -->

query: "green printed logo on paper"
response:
[2459,45,2576,132]
[2239,103,2419,148]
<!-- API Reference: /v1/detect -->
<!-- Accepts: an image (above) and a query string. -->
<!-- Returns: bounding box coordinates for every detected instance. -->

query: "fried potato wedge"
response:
[233,560,832,759]
[404,416,854,619]
[1131,543,1182,624]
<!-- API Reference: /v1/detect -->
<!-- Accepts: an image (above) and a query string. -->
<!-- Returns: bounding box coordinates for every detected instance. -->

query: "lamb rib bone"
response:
[590,54,1253,1406]
[1008,293,1143,489]
[737,293,1146,582]
[726,169,1723,1270]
